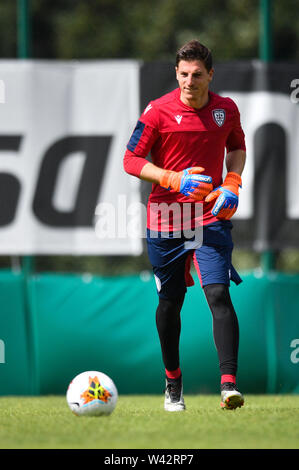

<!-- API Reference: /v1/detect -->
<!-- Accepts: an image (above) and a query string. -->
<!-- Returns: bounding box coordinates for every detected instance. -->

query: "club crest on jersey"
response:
[212,109,226,127]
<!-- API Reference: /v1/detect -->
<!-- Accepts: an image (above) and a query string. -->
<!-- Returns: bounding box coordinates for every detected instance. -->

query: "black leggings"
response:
[155,283,239,376]
[155,294,185,372]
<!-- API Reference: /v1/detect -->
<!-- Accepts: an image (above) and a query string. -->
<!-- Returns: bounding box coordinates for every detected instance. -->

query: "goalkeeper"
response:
[123,40,246,411]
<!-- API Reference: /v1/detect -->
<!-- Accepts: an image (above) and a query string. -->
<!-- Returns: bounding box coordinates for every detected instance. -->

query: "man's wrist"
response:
[160,169,177,190]
[224,172,242,190]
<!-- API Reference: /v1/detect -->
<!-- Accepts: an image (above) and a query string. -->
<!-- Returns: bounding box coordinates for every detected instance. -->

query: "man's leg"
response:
[203,283,239,377]
[155,294,186,411]
[155,294,185,375]
[203,283,244,409]
[193,221,244,409]
[146,228,193,411]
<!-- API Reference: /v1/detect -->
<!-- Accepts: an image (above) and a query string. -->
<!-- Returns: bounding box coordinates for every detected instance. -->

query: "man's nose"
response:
[186,75,193,86]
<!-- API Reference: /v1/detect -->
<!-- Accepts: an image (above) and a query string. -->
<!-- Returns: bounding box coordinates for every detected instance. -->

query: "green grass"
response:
[0,395,298,449]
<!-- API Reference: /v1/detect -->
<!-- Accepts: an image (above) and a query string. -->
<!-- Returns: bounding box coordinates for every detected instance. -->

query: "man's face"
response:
[176,59,214,105]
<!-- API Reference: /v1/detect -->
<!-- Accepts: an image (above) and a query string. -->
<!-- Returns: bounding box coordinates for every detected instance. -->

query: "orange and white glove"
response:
[159,167,213,201]
[205,172,242,220]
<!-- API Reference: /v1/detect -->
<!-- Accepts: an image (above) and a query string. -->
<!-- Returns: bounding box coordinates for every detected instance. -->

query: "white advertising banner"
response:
[0,60,142,255]
[220,91,299,219]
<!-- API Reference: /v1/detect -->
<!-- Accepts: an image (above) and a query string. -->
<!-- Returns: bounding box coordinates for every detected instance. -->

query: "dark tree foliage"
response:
[0,0,298,61]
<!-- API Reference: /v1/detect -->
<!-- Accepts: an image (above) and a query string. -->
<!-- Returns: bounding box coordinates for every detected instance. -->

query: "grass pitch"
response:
[0,395,298,449]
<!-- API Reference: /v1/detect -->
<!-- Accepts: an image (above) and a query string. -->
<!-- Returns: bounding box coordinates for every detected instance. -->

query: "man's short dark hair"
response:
[176,40,213,72]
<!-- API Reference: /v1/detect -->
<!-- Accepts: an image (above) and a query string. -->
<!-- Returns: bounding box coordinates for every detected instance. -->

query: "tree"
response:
[0,0,298,62]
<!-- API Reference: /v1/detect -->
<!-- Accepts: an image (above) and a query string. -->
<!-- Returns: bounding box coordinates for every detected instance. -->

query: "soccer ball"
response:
[66,370,118,417]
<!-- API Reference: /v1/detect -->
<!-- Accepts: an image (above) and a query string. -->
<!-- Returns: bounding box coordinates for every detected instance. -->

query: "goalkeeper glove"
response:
[205,172,242,220]
[160,167,213,201]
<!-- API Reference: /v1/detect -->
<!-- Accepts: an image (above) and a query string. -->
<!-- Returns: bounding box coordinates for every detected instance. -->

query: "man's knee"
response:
[157,295,185,316]
[203,283,231,311]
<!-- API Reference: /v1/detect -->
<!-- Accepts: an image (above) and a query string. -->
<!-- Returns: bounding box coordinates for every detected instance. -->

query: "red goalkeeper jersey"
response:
[123,88,246,230]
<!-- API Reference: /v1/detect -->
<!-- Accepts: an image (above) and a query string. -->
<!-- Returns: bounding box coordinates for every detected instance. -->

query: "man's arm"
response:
[225,149,246,176]
[123,103,213,200]
[124,143,213,200]
[205,98,247,219]
[205,148,246,220]
[139,161,213,200]
[139,161,165,184]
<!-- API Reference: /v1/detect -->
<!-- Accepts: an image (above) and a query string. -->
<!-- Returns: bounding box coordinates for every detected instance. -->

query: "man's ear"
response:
[208,67,214,82]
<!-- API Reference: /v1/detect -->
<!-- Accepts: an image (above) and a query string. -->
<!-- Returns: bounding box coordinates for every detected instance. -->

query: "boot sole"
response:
[164,403,186,412]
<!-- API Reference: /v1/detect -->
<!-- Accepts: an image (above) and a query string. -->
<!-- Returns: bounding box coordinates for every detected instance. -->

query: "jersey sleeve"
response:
[123,148,150,177]
[123,102,159,177]
[225,101,246,153]
[126,102,159,156]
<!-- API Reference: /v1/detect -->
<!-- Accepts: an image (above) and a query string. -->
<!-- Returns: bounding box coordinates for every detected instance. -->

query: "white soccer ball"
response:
[66,370,118,417]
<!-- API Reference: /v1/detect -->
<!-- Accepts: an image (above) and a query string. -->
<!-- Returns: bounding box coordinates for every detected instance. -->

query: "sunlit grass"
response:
[0,395,298,449]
